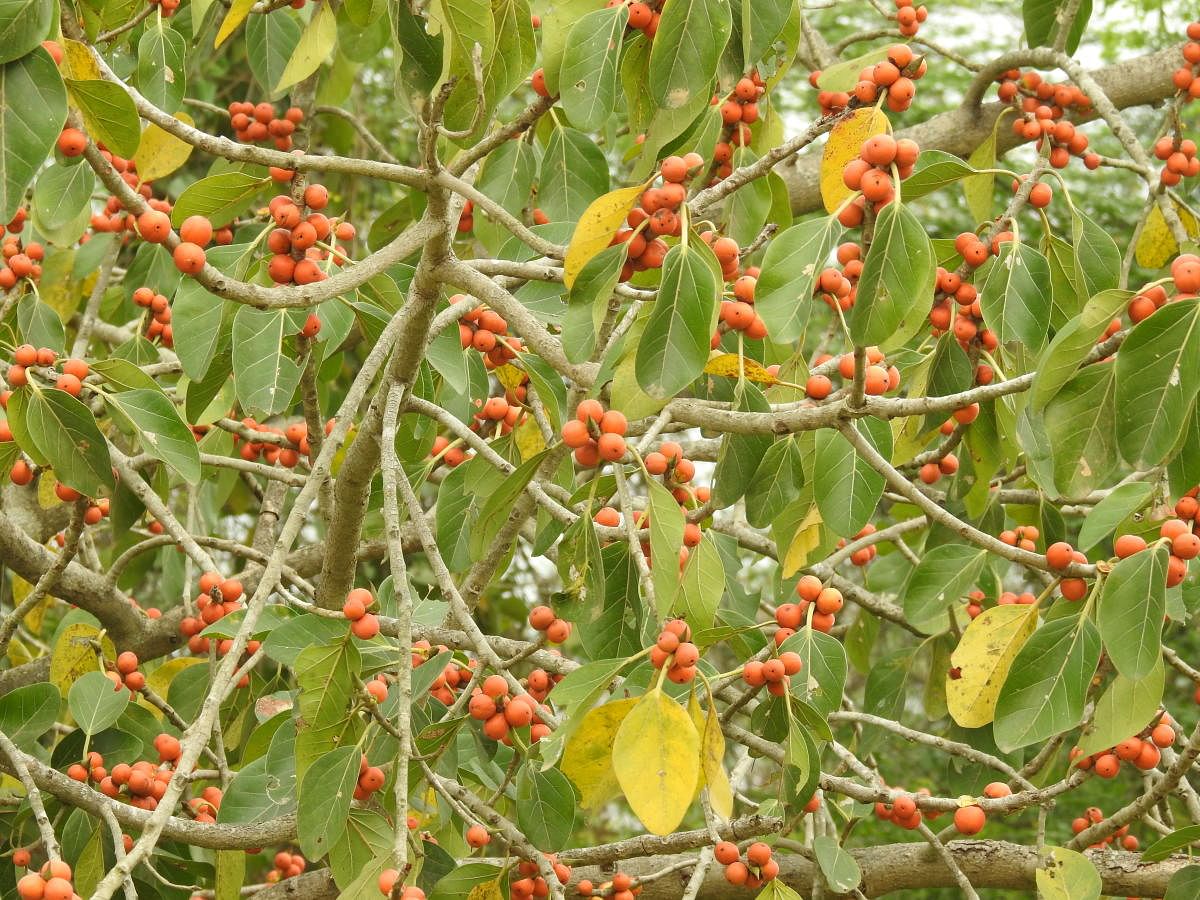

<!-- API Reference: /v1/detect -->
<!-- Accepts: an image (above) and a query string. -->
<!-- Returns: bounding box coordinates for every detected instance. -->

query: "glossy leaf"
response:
[1075,658,1164,758]
[1076,481,1153,551]
[559,6,627,132]
[0,0,52,64]
[232,306,304,417]
[813,417,890,537]
[0,49,67,223]
[902,544,988,635]
[172,172,271,228]
[754,215,840,342]
[635,242,719,400]
[993,615,1101,751]
[65,78,141,158]
[672,534,724,632]
[848,202,937,348]
[136,24,186,113]
[902,150,978,200]
[647,0,730,110]
[1114,298,1200,468]
[1098,546,1168,679]
[8,388,114,496]
[979,240,1051,350]
[103,388,202,484]
[276,1,337,92]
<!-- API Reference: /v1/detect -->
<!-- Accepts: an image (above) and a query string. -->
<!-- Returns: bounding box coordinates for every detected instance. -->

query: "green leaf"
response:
[275,1,337,92]
[647,477,685,618]
[848,203,936,349]
[469,449,548,560]
[136,24,186,113]
[171,172,272,228]
[812,836,862,893]
[516,765,577,851]
[1034,846,1101,900]
[1114,298,1200,468]
[294,638,362,780]
[727,146,772,247]
[172,280,229,381]
[329,808,392,889]
[0,49,67,223]
[559,6,626,132]
[1071,209,1120,298]
[902,544,988,635]
[1075,658,1164,758]
[647,0,731,110]
[1024,0,1091,53]
[17,294,65,352]
[635,242,719,399]
[8,388,114,496]
[754,216,840,343]
[232,306,303,417]
[1076,481,1154,552]
[65,78,141,158]
[103,389,201,484]
[0,682,60,752]
[711,382,771,507]
[539,126,609,222]
[963,112,1005,225]
[429,865,503,900]
[744,437,802,528]
[1098,546,1168,679]
[32,162,94,235]
[246,9,302,99]
[1044,365,1118,498]
[813,417,890,537]
[902,150,978,200]
[67,670,130,735]
[563,243,624,365]
[431,0,496,133]
[0,0,52,64]
[1143,825,1200,862]
[1031,288,1131,410]
[1166,865,1200,900]
[993,615,1101,751]
[215,850,245,900]
[979,241,1051,350]
[779,628,847,716]
[813,46,889,92]
[672,534,724,632]
[297,745,359,859]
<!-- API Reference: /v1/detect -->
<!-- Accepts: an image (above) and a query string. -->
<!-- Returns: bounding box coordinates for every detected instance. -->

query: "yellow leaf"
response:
[703,353,779,385]
[612,690,700,834]
[1135,200,1200,270]
[134,114,196,182]
[493,364,525,390]
[563,183,647,288]
[561,698,637,810]
[467,882,504,900]
[50,623,114,697]
[7,637,33,667]
[514,416,546,461]
[274,2,337,93]
[782,502,823,577]
[820,107,889,214]
[61,40,101,81]
[38,472,62,509]
[946,604,1038,729]
[688,692,733,820]
[214,0,255,48]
